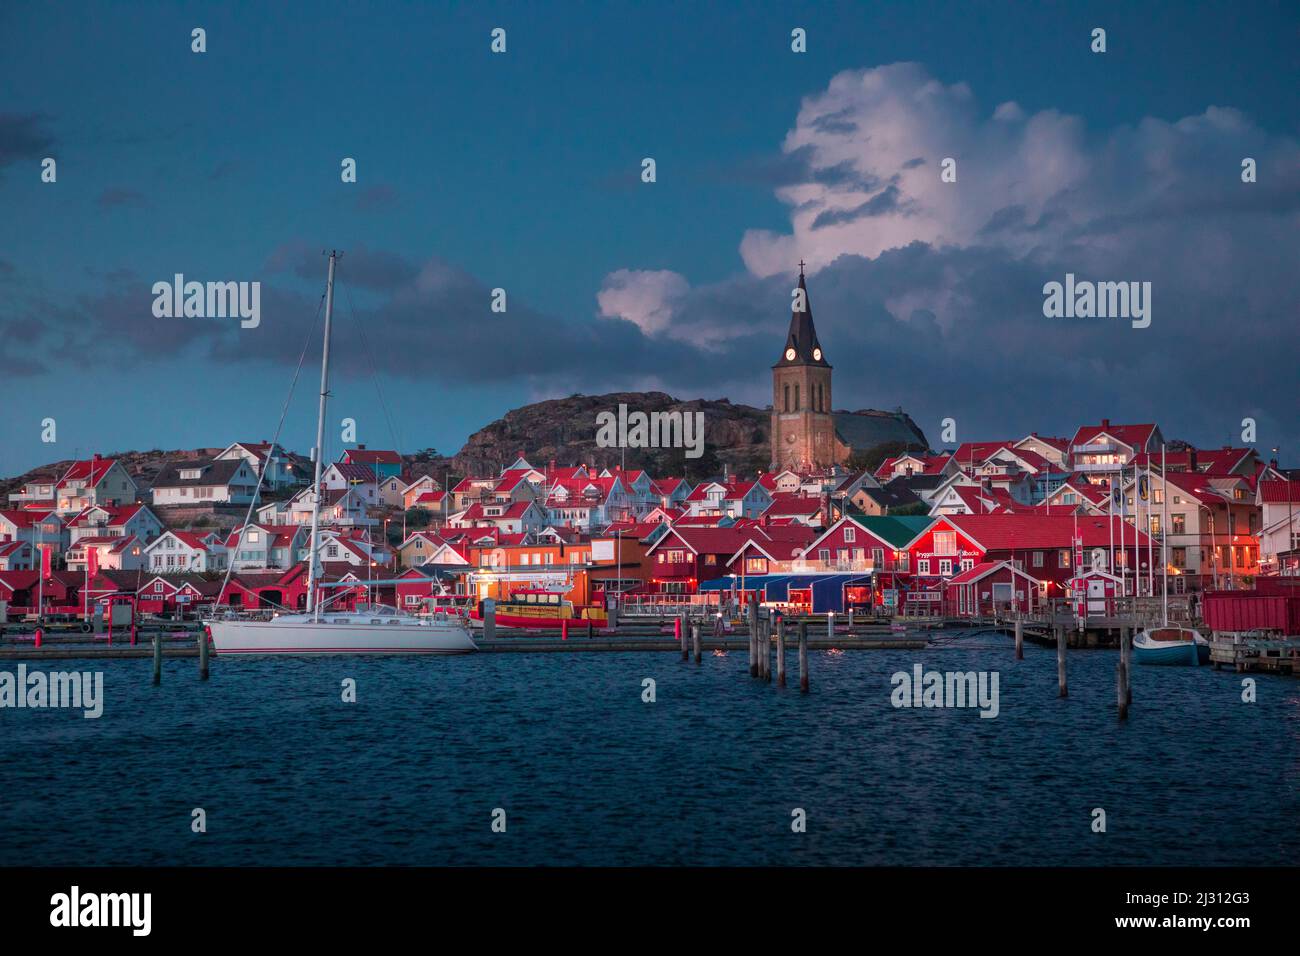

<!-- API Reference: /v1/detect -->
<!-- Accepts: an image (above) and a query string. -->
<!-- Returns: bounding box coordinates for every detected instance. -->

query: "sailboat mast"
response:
[1161,443,1168,626]
[306,251,338,616]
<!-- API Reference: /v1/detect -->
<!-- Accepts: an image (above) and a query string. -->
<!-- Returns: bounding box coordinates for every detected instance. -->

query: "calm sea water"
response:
[2,631,1296,866]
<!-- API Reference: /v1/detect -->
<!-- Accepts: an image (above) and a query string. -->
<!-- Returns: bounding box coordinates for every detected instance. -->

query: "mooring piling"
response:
[1014,617,1023,660]
[679,616,688,660]
[798,620,809,693]
[199,627,210,680]
[776,616,787,687]
[1055,625,1067,698]
[692,623,701,664]
[1119,625,1132,717]
[152,634,162,686]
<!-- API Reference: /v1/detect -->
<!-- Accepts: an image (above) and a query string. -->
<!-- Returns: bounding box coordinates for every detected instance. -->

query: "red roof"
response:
[943,513,1157,551]
[761,493,824,518]
[1069,421,1157,451]
[342,448,402,465]
[57,458,118,490]
[1258,480,1300,504]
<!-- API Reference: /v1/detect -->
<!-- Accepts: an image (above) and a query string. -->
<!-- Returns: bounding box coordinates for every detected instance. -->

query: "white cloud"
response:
[596,268,689,336]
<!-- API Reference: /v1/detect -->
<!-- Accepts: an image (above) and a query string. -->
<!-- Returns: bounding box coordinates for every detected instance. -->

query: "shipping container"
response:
[1203,590,1300,635]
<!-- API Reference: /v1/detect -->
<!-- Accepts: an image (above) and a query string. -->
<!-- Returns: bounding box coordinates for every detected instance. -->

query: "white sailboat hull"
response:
[208,616,478,656]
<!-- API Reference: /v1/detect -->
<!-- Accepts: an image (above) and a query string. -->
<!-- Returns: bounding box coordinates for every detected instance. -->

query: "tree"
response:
[405,506,431,530]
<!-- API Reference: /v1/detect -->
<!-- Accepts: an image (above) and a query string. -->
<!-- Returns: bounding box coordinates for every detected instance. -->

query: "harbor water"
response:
[2,630,1296,866]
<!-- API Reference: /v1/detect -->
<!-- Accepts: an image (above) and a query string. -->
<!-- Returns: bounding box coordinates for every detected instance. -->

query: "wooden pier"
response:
[1209,633,1300,675]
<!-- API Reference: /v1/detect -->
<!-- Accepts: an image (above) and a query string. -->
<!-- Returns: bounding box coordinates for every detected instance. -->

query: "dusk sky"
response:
[2,0,1297,476]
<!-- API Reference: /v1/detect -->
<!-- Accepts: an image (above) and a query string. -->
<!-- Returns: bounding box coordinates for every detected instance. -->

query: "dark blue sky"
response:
[2,1,1297,475]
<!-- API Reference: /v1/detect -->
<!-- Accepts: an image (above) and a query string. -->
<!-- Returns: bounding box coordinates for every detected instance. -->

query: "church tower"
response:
[771,265,836,471]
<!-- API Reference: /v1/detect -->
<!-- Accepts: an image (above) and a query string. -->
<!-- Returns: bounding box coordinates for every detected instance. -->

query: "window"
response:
[1171,547,1186,569]
[818,548,830,563]
[939,559,953,576]
[1171,514,1186,534]
[1058,549,1071,567]
[960,558,974,572]
[783,384,790,412]
[1032,551,1044,567]
[918,559,931,576]
[871,548,883,566]
[897,553,909,572]
[843,527,856,543]
[704,554,717,566]
[933,532,956,555]
[794,385,800,410]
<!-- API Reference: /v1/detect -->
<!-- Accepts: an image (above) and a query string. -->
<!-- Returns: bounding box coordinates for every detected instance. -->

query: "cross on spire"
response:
[798,259,806,276]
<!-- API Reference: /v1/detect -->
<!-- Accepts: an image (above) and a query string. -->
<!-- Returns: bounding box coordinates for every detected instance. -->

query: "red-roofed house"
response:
[401,475,442,510]
[53,456,138,513]
[1258,479,1300,575]
[69,534,147,572]
[144,530,228,573]
[909,514,1159,602]
[0,540,35,571]
[339,445,403,479]
[760,493,827,527]
[1068,419,1163,480]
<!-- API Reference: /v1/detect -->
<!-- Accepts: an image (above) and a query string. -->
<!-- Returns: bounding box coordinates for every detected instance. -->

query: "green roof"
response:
[844,512,934,548]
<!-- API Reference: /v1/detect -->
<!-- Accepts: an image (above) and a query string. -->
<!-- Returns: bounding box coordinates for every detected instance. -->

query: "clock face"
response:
[785,434,797,444]
[812,347,822,361]
[785,347,796,361]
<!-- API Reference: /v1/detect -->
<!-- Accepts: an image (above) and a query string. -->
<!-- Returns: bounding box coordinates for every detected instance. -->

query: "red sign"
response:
[40,544,52,579]
[86,544,99,577]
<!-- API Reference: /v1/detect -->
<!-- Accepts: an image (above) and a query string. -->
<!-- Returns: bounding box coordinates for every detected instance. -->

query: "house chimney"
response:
[1189,448,1198,472]
[1100,418,1110,429]
[357,444,366,450]
[92,453,102,461]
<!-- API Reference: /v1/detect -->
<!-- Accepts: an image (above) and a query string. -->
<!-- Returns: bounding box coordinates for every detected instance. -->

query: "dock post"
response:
[798,621,809,693]
[776,616,787,687]
[679,616,688,660]
[152,634,162,686]
[763,614,772,682]
[199,627,210,680]
[1120,625,1132,707]
[482,599,496,641]
[747,595,758,677]
[692,623,701,664]
[1055,625,1067,698]
[34,626,42,649]
[1014,618,1023,660]
[827,610,835,640]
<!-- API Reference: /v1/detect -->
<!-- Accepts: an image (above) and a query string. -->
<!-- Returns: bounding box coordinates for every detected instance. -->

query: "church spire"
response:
[774,265,829,368]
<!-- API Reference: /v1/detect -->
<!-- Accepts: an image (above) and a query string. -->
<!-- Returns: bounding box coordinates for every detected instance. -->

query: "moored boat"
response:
[208,604,477,655]
[1132,626,1210,665]
[471,589,608,630]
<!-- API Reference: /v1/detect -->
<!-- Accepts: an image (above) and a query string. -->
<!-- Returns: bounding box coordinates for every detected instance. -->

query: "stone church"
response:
[770,267,927,471]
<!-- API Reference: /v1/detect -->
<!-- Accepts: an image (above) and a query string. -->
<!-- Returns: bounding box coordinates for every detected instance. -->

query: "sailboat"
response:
[1131,443,1207,666]
[208,252,477,656]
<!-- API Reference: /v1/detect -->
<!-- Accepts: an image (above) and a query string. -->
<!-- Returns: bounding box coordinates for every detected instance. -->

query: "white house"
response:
[53,456,139,513]
[151,459,259,505]
[144,530,228,573]
[215,441,301,490]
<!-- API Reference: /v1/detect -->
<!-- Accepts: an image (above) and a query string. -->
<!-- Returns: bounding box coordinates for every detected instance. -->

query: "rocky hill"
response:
[450,391,927,480]
[1,393,927,494]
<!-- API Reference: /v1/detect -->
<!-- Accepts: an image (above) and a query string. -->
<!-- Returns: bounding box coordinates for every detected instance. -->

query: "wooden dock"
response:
[1209,633,1300,675]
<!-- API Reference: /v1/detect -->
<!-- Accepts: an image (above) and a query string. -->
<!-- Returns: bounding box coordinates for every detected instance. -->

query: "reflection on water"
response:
[1,645,1295,866]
